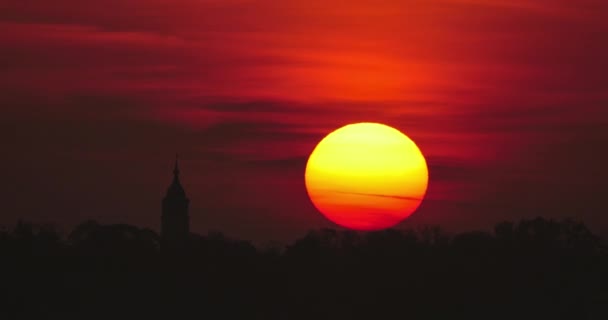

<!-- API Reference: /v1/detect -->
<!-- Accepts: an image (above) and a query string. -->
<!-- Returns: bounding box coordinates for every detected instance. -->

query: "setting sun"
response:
[305,123,429,230]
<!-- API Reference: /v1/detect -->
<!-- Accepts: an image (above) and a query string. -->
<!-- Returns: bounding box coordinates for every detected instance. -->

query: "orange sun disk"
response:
[305,123,429,230]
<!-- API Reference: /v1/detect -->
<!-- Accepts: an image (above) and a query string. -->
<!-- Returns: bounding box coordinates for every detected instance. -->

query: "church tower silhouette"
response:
[161,155,190,251]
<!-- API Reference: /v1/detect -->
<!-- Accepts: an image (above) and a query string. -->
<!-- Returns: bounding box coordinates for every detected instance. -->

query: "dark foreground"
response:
[1,217,607,319]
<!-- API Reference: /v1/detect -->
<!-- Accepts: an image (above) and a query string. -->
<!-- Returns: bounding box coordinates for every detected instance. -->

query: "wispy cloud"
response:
[322,190,423,202]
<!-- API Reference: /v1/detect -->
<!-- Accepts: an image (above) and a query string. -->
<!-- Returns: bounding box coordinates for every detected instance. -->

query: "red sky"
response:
[1,0,607,243]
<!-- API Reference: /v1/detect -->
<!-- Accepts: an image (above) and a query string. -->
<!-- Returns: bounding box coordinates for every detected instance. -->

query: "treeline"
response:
[0,217,607,319]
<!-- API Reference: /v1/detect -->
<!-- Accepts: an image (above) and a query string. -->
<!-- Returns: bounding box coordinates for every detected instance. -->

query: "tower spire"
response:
[173,153,180,177]
[167,153,185,196]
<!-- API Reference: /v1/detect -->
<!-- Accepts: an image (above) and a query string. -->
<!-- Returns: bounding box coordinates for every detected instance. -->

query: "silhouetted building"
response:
[161,155,190,251]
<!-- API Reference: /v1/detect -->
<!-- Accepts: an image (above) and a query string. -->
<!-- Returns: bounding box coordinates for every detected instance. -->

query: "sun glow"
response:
[305,123,429,230]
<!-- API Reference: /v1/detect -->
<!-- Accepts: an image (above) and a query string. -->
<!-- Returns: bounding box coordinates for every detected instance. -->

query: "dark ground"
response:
[1,217,607,319]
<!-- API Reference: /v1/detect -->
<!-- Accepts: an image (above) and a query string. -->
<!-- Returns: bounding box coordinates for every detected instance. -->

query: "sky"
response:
[1,0,607,243]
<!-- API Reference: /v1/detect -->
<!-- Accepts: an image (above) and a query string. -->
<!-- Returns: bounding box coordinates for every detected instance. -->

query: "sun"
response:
[305,123,429,230]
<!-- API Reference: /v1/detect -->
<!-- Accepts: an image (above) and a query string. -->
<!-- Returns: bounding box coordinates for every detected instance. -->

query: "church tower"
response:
[161,155,190,251]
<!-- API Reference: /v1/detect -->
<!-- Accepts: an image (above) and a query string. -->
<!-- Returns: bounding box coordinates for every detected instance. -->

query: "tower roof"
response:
[166,154,187,198]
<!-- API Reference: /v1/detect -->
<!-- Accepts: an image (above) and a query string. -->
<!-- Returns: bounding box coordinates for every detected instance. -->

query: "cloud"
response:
[327,190,424,202]
[2,0,606,102]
